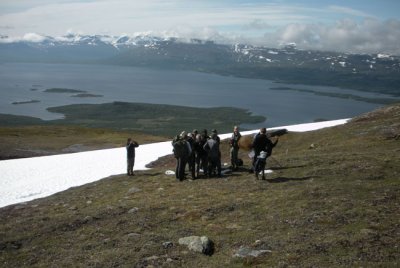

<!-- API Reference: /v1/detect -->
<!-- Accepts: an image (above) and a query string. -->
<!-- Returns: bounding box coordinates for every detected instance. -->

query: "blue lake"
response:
[0,62,397,128]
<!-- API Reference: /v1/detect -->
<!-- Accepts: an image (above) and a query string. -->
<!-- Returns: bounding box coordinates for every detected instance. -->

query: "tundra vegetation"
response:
[0,102,265,142]
[0,103,399,267]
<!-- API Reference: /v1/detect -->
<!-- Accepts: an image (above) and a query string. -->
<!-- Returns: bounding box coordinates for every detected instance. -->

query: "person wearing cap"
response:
[230,126,242,171]
[126,138,139,176]
[252,127,279,178]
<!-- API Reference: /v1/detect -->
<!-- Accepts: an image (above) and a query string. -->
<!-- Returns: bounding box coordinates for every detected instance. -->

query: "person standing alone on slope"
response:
[126,138,139,176]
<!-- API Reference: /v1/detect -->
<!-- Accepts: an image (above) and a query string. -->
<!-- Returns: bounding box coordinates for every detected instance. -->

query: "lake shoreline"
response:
[1,62,398,127]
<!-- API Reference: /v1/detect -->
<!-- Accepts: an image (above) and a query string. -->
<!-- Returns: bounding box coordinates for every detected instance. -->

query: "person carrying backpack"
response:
[172,131,191,181]
[230,126,242,171]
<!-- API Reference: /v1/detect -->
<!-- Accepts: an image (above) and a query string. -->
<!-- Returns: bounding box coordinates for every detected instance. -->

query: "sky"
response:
[1,0,400,54]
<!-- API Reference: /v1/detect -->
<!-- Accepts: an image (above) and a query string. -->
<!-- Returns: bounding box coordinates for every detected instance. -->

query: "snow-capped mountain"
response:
[1,33,399,95]
[1,33,399,68]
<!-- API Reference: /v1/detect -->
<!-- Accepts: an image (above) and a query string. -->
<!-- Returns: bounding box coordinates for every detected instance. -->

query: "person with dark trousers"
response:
[204,132,222,178]
[172,131,191,181]
[193,133,207,178]
[252,127,279,178]
[126,138,139,176]
[199,129,210,176]
[186,133,196,179]
[230,126,242,171]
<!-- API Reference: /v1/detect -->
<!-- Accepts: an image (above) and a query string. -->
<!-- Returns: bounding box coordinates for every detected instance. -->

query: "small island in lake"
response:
[44,88,86,94]
[71,93,103,98]
[12,100,41,105]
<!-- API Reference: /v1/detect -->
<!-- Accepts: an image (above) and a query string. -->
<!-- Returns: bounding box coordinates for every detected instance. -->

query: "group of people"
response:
[171,126,279,181]
[172,128,221,181]
[126,126,279,180]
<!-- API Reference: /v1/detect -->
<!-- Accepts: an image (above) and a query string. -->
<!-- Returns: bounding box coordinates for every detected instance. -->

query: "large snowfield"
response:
[0,119,348,208]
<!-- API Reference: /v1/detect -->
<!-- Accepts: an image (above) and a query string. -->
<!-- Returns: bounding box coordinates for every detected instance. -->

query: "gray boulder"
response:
[178,236,214,255]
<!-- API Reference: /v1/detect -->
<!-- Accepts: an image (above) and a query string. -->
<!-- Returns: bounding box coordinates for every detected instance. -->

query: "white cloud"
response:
[260,18,400,55]
[22,32,47,42]
[0,1,400,55]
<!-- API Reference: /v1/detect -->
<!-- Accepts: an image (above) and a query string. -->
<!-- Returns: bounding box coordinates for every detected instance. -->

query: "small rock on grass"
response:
[178,236,214,255]
[128,207,139,214]
[127,187,141,194]
[233,246,272,258]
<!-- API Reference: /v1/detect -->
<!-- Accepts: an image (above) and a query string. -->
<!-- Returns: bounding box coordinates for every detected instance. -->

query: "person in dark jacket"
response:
[204,133,222,178]
[199,129,210,176]
[126,138,139,176]
[193,133,207,178]
[252,127,279,178]
[172,131,192,181]
[186,133,196,179]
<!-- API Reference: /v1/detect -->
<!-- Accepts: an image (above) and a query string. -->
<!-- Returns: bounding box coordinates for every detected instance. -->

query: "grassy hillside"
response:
[0,104,399,267]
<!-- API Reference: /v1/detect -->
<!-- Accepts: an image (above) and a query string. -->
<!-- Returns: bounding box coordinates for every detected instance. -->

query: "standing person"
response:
[252,127,279,179]
[200,129,210,176]
[192,129,199,139]
[193,133,206,178]
[230,126,242,171]
[211,129,221,175]
[211,129,220,143]
[126,138,139,176]
[186,133,196,179]
[172,131,191,181]
[203,132,222,178]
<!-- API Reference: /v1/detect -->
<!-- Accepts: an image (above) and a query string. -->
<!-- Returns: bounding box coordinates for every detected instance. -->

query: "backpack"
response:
[173,139,189,158]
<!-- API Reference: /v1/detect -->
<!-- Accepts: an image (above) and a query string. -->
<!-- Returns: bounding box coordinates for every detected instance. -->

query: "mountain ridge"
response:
[1,33,400,95]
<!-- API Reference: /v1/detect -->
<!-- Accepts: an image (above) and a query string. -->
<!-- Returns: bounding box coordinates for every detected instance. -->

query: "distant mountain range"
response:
[1,34,400,96]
